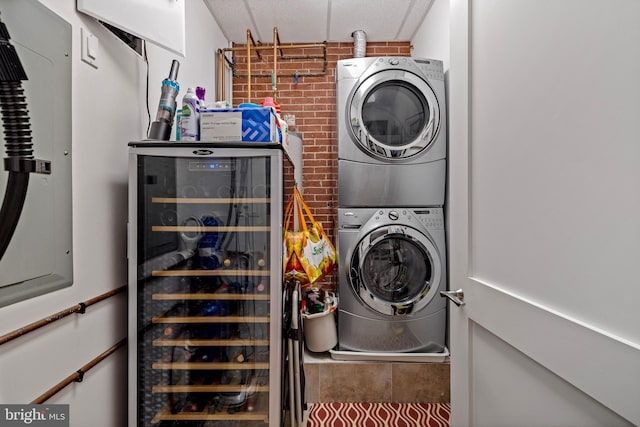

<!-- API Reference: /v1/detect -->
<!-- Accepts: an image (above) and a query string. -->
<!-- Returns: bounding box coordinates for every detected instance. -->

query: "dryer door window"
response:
[349,70,440,160]
[350,225,441,316]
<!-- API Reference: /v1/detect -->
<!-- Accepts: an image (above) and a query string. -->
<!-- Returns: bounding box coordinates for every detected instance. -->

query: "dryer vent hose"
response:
[352,30,367,58]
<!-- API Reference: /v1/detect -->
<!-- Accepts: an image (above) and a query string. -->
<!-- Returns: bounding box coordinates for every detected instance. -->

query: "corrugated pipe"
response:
[352,30,367,58]
[0,16,32,261]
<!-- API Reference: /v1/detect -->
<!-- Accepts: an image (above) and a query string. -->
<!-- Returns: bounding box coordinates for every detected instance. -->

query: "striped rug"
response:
[306,402,450,426]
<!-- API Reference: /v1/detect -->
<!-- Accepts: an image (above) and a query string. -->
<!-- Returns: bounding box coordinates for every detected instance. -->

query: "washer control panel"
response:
[338,207,444,230]
[379,208,444,230]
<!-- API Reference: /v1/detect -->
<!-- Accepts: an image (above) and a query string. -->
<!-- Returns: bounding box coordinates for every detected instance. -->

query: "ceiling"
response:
[204,0,434,44]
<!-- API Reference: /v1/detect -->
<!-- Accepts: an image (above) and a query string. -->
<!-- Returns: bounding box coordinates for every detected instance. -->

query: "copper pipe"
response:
[232,52,328,79]
[32,338,126,404]
[223,28,327,101]
[275,28,284,58]
[217,48,226,102]
[273,27,278,99]
[246,29,251,103]
[221,50,226,101]
[221,43,326,53]
[234,71,327,79]
[216,49,221,102]
[226,42,327,80]
[219,49,237,101]
[0,285,127,346]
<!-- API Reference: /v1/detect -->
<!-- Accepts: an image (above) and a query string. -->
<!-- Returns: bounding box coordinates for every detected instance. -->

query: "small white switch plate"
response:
[283,114,296,126]
[81,27,98,69]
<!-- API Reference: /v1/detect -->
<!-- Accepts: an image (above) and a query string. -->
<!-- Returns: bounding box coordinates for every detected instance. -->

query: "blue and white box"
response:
[200,107,277,142]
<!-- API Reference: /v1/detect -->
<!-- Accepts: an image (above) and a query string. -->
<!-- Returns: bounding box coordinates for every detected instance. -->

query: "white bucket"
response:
[302,293,338,352]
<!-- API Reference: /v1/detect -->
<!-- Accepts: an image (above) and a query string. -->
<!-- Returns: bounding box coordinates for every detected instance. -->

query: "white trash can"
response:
[302,293,338,352]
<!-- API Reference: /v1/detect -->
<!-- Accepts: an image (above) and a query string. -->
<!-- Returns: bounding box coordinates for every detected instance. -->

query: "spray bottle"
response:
[196,86,207,110]
[148,60,180,140]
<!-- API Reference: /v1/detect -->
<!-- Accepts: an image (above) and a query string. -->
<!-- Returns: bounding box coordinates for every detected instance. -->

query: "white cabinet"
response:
[77,0,185,56]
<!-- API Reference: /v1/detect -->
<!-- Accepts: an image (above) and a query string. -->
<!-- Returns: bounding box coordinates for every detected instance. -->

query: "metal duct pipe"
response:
[352,30,367,58]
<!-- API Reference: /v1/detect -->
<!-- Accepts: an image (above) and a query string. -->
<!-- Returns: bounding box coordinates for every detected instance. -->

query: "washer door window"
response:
[350,225,441,316]
[348,70,440,160]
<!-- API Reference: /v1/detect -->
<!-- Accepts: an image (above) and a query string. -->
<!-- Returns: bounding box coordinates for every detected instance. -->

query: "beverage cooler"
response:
[127,142,294,426]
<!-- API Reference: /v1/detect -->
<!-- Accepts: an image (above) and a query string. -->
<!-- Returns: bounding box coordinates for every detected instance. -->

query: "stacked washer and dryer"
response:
[333,57,448,359]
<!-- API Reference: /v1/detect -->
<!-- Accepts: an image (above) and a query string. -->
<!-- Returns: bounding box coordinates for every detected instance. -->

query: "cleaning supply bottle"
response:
[261,96,280,114]
[175,109,182,141]
[180,87,199,141]
[196,86,207,110]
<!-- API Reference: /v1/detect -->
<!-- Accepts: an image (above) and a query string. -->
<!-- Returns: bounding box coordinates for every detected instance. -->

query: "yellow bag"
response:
[283,186,336,285]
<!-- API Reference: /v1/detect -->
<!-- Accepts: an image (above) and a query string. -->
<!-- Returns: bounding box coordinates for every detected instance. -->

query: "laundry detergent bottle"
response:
[180,87,199,141]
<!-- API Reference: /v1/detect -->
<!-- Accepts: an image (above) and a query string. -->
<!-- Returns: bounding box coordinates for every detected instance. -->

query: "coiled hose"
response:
[0,80,32,260]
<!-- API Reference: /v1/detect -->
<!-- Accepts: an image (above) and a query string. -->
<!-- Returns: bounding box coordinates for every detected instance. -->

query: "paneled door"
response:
[448,0,640,425]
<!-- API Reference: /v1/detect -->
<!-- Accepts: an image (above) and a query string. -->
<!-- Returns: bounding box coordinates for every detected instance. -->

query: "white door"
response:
[448,1,640,426]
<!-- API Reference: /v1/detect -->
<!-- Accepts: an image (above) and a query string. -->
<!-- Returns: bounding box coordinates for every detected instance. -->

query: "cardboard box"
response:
[200,107,277,142]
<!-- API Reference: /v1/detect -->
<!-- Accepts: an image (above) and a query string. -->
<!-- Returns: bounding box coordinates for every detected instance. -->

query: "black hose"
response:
[0,171,28,258]
[0,82,32,157]
[0,80,32,260]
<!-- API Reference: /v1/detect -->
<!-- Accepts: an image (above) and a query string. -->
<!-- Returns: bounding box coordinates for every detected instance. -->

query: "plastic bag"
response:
[283,186,336,285]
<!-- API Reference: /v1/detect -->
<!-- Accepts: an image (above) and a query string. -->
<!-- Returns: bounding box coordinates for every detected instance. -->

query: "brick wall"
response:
[232,42,412,289]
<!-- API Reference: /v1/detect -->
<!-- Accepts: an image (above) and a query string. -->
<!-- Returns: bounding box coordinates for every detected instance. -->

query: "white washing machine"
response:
[337,207,447,353]
[337,56,447,207]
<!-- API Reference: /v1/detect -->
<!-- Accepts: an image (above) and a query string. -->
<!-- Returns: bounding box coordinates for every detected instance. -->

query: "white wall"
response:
[0,1,227,426]
[411,0,450,72]
[144,2,229,137]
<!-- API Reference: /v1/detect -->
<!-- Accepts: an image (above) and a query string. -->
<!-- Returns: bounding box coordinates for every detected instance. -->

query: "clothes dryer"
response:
[337,57,447,207]
[337,207,447,353]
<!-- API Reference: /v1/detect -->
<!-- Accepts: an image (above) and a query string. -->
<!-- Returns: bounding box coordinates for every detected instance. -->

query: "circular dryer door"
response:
[348,69,440,160]
[349,224,441,316]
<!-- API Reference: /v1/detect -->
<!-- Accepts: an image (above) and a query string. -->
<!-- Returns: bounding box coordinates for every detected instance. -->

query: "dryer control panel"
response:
[412,208,444,230]
[415,58,445,80]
